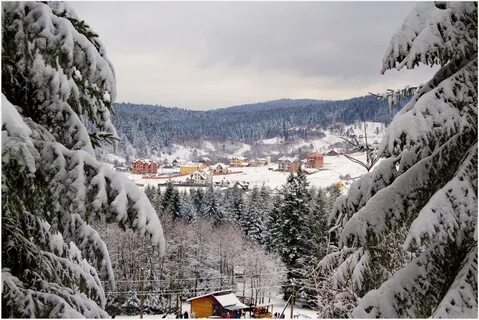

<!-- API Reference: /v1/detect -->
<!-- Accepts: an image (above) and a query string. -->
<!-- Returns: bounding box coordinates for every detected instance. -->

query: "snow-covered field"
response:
[125,153,368,191]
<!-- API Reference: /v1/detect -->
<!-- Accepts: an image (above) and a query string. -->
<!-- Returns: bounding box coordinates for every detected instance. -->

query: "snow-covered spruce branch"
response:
[353,241,477,318]
[340,129,476,248]
[322,2,477,317]
[2,2,166,317]
[369,85,420,110]
[404,144,477,250]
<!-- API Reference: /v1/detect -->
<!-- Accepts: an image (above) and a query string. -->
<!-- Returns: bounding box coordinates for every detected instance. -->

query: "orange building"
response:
[306,153,324,169]
[132,159,158,175]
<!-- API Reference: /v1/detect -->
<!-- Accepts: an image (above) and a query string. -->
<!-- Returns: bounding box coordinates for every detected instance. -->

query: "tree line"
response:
[112,96,405,157]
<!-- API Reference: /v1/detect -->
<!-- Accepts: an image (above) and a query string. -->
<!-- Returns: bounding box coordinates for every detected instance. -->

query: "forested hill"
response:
[113,95,405,150]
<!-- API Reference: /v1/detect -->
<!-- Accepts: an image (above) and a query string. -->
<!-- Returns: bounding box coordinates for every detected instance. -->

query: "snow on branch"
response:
[2,94,165,316]
[2,270,108,318]
[369,85,420,110]
[352,241,477,318]
[404,144,478,250]
[432,245,478,318]
[2,2,118,154]
[340,130,475,248]
[35,139,166,251]
[381,2,477,73]
[379,58,478,158]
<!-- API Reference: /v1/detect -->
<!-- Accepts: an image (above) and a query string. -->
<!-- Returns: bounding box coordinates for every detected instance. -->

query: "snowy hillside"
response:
[110,96,405,160]
[100,122,386,166]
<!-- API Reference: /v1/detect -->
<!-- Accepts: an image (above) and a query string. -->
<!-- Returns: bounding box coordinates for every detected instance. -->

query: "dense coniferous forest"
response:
[112,96,406,150]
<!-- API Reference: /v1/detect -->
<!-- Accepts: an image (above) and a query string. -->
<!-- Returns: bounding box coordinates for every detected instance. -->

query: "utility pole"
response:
[139,267,145,319]
[290,283,296,319]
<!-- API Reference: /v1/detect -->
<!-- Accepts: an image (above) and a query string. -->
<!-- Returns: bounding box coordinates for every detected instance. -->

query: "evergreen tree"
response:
[144,185,157,208]
[191,188,205,218]
[161,181,175,214]
[166,188,181,220]
[1,2,164,317]
[310,188,330,261]
[275,167,313,297]
[241,187,266,244]
[265,194,283,254]
[179,190,196,222]
[231,185,245,224]
[322,3,477,318]
[217,188,236,224]
[203,186,223,226]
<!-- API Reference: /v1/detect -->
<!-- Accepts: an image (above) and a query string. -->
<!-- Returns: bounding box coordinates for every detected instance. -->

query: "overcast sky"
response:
[71,1,436,110]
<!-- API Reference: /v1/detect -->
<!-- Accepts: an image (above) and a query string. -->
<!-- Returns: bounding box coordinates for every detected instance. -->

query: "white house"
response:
[211,163,229,175]
[186,169,213,185]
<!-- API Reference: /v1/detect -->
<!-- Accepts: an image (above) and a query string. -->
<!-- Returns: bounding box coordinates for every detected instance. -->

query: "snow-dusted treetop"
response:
[2,2,164,317]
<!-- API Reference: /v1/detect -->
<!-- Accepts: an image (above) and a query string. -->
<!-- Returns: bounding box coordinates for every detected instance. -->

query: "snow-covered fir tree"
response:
[191,188,206,219]
[273,167,313,297]
[203,186,223,226]
[321,2,477,318]
[2,2,164,317]
[241,187,267,245]
[179,190,196,222]
[265,193,283,254]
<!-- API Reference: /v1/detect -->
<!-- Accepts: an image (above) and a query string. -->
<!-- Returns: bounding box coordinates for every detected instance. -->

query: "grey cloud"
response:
[71,1,434,109]
[197,2,415,78]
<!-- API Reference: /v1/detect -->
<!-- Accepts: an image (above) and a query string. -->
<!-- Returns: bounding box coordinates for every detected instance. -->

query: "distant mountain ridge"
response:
[111,95,407,158]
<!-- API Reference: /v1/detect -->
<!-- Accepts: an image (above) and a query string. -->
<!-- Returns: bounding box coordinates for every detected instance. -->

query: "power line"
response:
[103,271,289,284]
[105,284,291,296]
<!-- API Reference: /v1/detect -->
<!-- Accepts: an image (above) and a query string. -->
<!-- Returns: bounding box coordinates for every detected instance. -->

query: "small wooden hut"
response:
[187,290,248,318]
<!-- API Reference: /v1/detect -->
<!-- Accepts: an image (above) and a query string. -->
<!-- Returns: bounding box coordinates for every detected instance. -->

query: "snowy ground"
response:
[125,153,369,191]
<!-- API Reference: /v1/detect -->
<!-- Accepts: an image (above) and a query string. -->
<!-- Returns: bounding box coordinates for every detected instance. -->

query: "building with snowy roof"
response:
[187,290,248,318]
[326,149,340,156]
[277,156,300,172]
[132,159,158,175]
[211,163,230,175]
[230,156,247,167]
[186,169,213,186]
[249,156,271,167]
[306,153,324,169]
[180,162,206,175]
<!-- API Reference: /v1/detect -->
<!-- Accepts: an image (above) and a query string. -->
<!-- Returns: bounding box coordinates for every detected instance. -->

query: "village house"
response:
[199,157,211,166]
[187,290,248,319]
[211,163,229,175]
[180,162,205,175]
[232,181,249,191]
[249,156,271,167]
[230,156,247,167]
[214,178,230,188]
[277,156,300,172]
[186,169,213,186]
[326,149,340,156]
[306,153,324,169]
[131,159,158,175]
